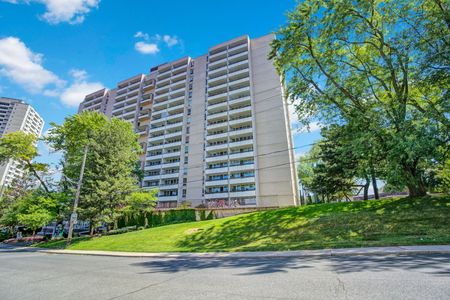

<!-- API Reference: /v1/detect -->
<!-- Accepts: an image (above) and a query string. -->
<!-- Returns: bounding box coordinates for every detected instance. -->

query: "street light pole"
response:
[67,144,88,245]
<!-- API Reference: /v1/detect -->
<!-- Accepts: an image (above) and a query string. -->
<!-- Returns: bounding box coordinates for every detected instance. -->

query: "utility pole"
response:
[67,144,88,245]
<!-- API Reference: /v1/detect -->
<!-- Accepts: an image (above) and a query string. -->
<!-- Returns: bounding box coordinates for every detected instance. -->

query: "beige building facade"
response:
[78,34,299,208]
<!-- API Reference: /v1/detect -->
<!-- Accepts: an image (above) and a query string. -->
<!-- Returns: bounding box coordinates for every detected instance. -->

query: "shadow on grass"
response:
[176,196,450,252]
[131,254,450,277]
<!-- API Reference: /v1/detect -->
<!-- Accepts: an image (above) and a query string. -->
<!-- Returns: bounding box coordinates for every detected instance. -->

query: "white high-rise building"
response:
[0,97,44,187]
[79,34,299,208]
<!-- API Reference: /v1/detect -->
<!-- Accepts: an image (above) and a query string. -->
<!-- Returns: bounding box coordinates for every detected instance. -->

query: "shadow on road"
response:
[131,254,450,277]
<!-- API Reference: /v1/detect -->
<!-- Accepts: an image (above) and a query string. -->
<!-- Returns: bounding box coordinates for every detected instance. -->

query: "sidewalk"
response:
[3,244,449,258]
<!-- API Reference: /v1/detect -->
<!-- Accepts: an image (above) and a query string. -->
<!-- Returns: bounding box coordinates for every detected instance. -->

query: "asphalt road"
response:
[0,250,449,299]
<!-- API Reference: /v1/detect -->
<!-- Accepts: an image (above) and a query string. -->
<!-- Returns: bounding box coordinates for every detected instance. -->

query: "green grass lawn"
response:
[39,195,450,252]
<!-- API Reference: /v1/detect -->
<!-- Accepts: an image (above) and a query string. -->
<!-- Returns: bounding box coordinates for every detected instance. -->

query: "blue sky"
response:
[0,0,322,167]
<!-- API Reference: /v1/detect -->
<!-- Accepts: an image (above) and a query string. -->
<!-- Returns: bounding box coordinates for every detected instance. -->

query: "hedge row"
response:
[117,208,210,228]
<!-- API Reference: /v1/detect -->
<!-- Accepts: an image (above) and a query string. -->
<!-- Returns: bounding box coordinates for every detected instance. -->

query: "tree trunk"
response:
[407,183,427,197]
[370,166,379,199]
[363,176,370,200]
[403,165,427,197]
[89,220,94,236]
[26,160,50,194]
[144,212,148,228]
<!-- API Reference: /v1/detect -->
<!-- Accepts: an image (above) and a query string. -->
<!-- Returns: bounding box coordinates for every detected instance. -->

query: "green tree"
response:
[46,112,142,234]
[124,189,158,228]
[0,132,50,194]
[271,0,449,197]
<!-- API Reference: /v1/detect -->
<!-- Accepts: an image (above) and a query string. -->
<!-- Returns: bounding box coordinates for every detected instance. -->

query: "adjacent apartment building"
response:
[0,97,44,187]
[78,34,299,208]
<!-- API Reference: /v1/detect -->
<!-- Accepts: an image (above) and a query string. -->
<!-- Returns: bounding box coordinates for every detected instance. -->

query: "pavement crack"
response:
[335,275,348,300]
[106,272,190,300]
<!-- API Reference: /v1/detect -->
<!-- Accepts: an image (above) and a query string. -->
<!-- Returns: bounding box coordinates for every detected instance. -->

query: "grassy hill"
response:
[39,195,450,252]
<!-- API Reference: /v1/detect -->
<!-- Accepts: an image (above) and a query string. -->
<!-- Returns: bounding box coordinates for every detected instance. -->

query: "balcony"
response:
[206,131,228,141]
[205,166,228,175]
[159,184,179,190]
[204,192,229,199]
[209,57,227,69]
[229,116,252,126]
[229,190,256,198]
[146,153,163,160]
[208,65,227,78]
[229,127,253,138]
[229,138,253,149]
[229,95,251,107]
[144,164,161,171]
[160,172,180,179]
[143,174,161,181]
[229,105,252,117]
[206,110,228,121]
[205,179,228,187]
[228,50,248,64]
[228,60,249,73]
[228,42,248,54]
[229,177,255,185]
[207,92,227,103]
[157,195,178,202]
[167,104,184,113]
[163,150,181,158]
[149,125,165,134]
[208,74,228,87]
[205,154,228,163]
[207,100,227,112]
[209,50,227,62]
[165,121,183,130]
[147,143,165,151]
[229,163,254,172]
[164,140,182,148]
[148,134,164,142]
[164,130,182,139]
[209,47,227,60]
[161,161,180,169]
[207,121,228,130]
[229,150,254,160]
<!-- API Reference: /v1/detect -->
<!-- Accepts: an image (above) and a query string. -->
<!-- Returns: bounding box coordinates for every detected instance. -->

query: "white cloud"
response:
[288,103,301,135]
[0,36,64,94]
[4,0,100,24]
[134,31,149,40]
[133,32,180,54]
[69,68,88,81]
[134,41,159,55]
[60,69,103,107]
[288,102,322,134]
[163,35,179,47]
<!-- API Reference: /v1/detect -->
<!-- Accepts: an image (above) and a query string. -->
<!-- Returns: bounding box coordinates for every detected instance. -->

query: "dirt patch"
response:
[185,228,202,235]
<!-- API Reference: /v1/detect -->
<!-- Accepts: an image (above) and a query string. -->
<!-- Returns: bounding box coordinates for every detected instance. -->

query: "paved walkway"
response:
[2,243,450,258]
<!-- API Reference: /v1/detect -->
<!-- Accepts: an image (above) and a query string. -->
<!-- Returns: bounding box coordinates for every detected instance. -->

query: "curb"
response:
[29,245,450,259]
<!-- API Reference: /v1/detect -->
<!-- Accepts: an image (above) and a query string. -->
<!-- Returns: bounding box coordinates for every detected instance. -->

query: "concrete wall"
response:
[186,55,208,207]
[250,34,299,207]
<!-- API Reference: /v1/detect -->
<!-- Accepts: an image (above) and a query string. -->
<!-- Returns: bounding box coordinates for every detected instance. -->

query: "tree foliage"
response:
[124,189,158,227]
[46,112,141,230]
[272,0,449,197]
[0,131,50,193]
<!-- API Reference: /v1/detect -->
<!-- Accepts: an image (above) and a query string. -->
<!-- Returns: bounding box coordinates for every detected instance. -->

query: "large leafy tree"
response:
[271,0,449,197]
[46,112,141,232]
[0,132,50,194]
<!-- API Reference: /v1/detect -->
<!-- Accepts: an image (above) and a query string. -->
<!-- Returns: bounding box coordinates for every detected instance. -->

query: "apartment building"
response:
[0,97,44,187]
[78,34,299,208]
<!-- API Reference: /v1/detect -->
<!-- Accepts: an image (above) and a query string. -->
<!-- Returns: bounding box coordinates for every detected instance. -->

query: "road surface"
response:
[0,249,449,299]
